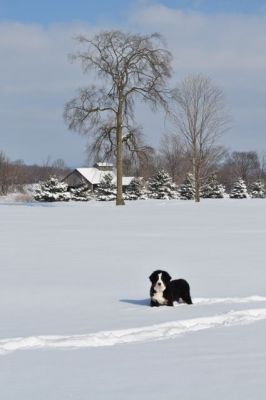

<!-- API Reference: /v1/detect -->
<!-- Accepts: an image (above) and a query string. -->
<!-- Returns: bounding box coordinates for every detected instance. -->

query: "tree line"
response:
[122,144,266,192]
[0,151,70,195]
[1,146,265,197]
[34,169,265,203]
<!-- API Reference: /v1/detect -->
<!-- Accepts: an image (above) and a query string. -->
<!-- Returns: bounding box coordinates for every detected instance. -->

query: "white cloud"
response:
[129,3,266,152]
[131,4,266,77]
[0,22,99,165]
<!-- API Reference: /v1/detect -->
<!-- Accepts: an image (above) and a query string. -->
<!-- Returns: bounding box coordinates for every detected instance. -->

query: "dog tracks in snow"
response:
[1,298,266,355]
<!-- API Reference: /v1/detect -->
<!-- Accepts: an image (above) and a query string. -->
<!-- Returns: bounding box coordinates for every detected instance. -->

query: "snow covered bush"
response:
[201,173,225,199]
[124,177,146,200]
[178,173,195,200]
[69,185,92,201]
[34,176,70,202]
[147,170,178,199]
[95,173,117,201]
[229,178,248,199]
[14,193,34,203]
[249,180,265,198]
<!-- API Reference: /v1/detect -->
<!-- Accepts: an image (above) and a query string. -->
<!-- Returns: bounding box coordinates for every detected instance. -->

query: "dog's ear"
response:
[149,271,157,283]
[149,272,155,282]
[163,271,172,282]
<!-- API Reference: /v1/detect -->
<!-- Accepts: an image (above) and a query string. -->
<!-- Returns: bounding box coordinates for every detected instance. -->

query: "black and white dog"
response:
[149,270,192,307]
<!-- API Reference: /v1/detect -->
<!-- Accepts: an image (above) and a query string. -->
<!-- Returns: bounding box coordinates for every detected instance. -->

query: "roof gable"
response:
[76,168,134,186]
[76,168,115,185]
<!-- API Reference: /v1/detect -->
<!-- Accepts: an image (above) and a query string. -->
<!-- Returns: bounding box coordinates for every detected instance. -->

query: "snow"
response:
[77,167,116,184]
[1,307,266,355]
[122,176,135,186]
[95,162,114,167]
[76,167,133,186]
[0,199,266,399]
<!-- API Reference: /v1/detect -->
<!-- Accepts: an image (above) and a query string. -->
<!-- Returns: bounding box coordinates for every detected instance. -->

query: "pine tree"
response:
[229,178,248,199]
[95,173,117,201]
[178,173,195,200]
[147,170,177,199]
[70,185,92,201]
[34,176,70,202]
[201,173,225,199]
[249,180,265,198]
[124,178,146,200]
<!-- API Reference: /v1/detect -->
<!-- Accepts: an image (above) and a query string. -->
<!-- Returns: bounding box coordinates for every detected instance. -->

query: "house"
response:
[63,162,134,192]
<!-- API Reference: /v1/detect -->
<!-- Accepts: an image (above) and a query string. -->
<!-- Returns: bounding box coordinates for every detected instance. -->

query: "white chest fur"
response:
[152,291,168,305]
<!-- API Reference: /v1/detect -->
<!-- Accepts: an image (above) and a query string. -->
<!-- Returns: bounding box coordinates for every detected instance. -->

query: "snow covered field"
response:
[1,199,266,399]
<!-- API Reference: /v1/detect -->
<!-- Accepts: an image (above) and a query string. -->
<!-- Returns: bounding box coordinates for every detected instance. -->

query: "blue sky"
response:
[0,1,266,166]
[1,0,266,24]
[0,0,131,25]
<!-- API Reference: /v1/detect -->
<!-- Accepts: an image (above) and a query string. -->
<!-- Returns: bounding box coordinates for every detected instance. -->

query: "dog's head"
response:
[149,270,172,293]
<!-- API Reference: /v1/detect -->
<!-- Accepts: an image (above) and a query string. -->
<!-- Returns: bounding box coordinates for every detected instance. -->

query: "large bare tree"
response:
[64,30,172,205]
[171,74,230,202]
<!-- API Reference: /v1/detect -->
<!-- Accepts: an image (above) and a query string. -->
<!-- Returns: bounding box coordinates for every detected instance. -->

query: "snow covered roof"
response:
[94,162,113,168]
[76,168,115,185]
[122,177,134,186]
[76,168,134,186]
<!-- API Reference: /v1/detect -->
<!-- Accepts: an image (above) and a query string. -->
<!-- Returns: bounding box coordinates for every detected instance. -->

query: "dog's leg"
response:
[165,286,174,306]
[182,294,193,304]
[167,293,174,306]
[150,300,159,307]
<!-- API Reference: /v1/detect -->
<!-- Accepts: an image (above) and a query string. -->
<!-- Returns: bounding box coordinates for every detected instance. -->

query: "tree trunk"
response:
[116,102,125,206]
[194,166,201,202]
[192,141,200,203]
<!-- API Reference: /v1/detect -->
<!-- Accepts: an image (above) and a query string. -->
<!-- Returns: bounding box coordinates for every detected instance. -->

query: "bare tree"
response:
[158,133,187,184]
[229,151,260,182]
[122,141,154,177]
[171,74,230,202]
[260,153,266,182]
[0,151,12,194]
[219,151,262,189]
[64,30,172,205]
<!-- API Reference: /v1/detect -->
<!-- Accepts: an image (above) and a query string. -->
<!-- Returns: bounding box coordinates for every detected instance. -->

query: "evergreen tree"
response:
[178,173,195,200]
[124,178,146,200]
[147,170,177,199]
[34,176,70,202]
[201,173,225,199]
[229,178,248,199]
[95,173,117,201]
[249,180,265,198]
[70,185,92,201]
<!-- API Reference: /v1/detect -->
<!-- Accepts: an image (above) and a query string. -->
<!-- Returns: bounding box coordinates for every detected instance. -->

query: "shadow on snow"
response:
[120,298,150,306]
